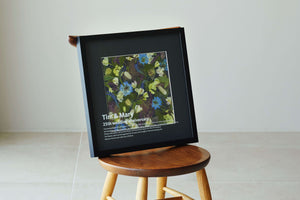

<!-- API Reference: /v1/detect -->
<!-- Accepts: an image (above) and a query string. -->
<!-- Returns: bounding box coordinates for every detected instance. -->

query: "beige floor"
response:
[0,132,300,200]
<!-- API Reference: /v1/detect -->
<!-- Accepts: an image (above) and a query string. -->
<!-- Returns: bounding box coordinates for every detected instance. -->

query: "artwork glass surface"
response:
[101,51,176,140]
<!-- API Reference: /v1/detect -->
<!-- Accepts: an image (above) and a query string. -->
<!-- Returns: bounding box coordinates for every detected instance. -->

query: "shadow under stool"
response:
[98,145,212,200]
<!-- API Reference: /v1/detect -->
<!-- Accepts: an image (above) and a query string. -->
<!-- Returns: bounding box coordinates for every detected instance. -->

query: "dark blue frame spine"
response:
[77,38,95,157]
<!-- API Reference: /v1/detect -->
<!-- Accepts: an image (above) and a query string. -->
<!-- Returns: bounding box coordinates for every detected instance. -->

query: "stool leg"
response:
[196,169,212,200]
[100,172,118,200]
[136,177,148,200]
[157,177,167,199]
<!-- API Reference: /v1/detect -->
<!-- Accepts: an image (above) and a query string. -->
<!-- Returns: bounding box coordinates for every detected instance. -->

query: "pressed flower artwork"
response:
[101,51,175,130]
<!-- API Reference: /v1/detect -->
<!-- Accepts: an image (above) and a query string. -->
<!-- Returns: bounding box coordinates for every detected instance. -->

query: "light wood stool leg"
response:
[100,172,118,200]
[136,177,148,200]
[157,177,167,199]
[196,169,212,200]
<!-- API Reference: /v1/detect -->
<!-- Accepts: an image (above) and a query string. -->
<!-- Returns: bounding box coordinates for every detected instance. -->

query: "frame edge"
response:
[77,38,95,157]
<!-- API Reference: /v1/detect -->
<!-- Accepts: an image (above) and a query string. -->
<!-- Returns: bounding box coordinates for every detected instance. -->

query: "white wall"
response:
[0,0,299,132]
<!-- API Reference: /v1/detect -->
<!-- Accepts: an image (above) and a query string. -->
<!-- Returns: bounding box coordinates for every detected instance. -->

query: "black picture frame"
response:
[77,27,198,157]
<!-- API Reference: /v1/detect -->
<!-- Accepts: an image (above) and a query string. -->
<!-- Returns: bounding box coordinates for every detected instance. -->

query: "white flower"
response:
[166,97,172,105]
[131,81,137,88]
[148,78,160,94]
[145,118,152,127]
[130,123,138,129]
[129,109,135,118]
[117,91,124,102]
[125,99,132,106]
[135,88,144,95]
[147,53,154,58]
[112,77,119,86]
[105,68,112,75]
[135,105,143,113]
[126,56,133,61]
[147,53,154,63]
[143,92,149,100]
[158,86,167,95]
[155,61,160,68]
[124,71,132,80]
[102,57,109,66]
[124,119,132,125]
[156,67,164,77]
[113,65,122,76]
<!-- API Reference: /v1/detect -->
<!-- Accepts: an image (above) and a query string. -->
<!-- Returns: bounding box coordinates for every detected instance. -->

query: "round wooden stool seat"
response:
[99,145,210,177]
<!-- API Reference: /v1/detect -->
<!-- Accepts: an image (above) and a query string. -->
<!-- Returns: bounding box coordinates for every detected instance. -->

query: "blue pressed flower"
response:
[162,59,168,71]
[152,96,162,110]
[115,123,126,130]
[139,53,149,65]
[120,81,133,96]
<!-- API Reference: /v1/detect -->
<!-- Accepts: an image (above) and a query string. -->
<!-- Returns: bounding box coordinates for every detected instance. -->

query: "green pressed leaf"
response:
[158,76,169,88]
[143,64,154,71]
[104,75,115,82]
[136,100,143,105]
[119,57,126,66]
[107,95,113,103]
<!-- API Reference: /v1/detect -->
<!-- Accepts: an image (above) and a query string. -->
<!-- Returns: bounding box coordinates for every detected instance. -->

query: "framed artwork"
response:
[77,27,198,157]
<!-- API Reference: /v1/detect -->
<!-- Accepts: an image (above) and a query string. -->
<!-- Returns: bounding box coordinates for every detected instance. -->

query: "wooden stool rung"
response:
[163,187,194,200]
[156,197,183,200]
[106,196,115,200]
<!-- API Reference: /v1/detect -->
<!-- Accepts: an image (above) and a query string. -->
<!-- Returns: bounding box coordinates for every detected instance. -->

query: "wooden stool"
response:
[99,145,211,200]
